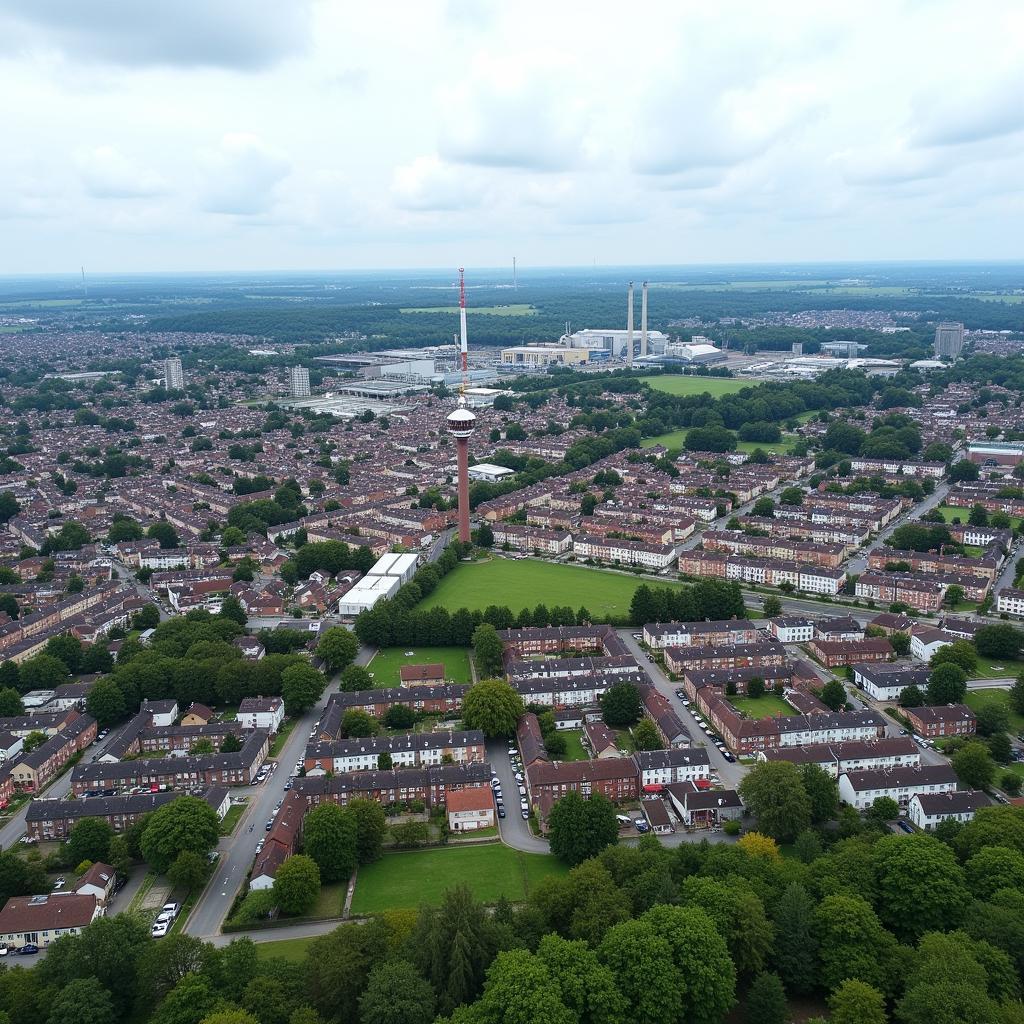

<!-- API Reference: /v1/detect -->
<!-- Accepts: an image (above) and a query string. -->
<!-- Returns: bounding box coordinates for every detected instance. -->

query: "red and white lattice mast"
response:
[446,267,476,543]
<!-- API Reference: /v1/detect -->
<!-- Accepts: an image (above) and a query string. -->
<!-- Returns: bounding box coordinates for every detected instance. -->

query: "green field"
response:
[560,730,589,761]
[641,375,759,398]
[349,845,567,914]
[400,304,536,316]
[964,688,1024,731]
[934,505,1024,530]
[255,936,317,962]
[727,694,793,719]
[367,646,472,686]
[419,558,685,618]
[641,428,798,454]
[972,657,1024,681]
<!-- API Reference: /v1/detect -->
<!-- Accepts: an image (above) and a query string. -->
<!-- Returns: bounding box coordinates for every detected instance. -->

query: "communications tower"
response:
[446,268,476,543]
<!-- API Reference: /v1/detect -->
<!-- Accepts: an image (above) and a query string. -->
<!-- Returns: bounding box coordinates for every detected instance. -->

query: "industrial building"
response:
[559,328,669,359]
[336,553,419,617]
[934,322,964,360]
[660,339,726,364]
[967,441,1024,469]
[467,463,516,483]
[820,341,868,358]
[501,345,590,367]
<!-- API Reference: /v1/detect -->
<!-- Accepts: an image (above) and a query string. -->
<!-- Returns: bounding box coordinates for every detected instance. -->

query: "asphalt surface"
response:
[846,482,951,574]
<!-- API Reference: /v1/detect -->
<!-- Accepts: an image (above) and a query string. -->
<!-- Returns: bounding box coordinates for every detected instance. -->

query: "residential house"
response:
[908,790,988,830]
[446,786,496,831]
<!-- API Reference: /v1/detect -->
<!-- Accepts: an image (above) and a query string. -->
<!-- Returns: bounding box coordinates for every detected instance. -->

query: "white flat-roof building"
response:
[468,463,516,484]
[367,552,419,587]
[337,575,402,617]
[562,329,670,357]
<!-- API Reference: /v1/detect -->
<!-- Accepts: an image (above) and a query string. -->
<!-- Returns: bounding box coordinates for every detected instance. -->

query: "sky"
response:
[1,0,1023,272]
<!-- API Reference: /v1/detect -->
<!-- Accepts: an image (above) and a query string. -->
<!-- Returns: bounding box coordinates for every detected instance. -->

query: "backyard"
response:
[559,730,589,761]
[367,646,473,686]
[727,694,793,719]
[418,557,685,619]
[349,844,567,915]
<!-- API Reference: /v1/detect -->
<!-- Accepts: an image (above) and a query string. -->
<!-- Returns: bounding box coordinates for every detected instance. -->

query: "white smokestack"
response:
[641,281,648,357]
[626,281,634,366]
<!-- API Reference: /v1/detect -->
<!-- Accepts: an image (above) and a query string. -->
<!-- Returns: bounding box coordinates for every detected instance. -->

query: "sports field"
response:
[641,429,798,453]
[640,375,759,398]
[727,695,793,719]
[418,558,685,618]
[349,845,567,914]
[367,646,472,686]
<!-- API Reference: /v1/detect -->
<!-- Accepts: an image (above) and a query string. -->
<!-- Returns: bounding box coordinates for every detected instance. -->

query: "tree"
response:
[220,733,242,753]
[890,630,911,656]
[358,960,436,1024]
[953,741,996,790]
[0,491,19,524]
[814,893,899,996]
[927,663,968,704]
[302,803,357,883]
[281,663,326,714]
[548,791,619,865]
[631,718,662,751]
[140,796,220,873]
[944,584,965,608]
[748,676,766,698]
[86,677,127,728]
[340,709,378,738]
[219,595,247,625]
[744,972,787,1024]
[600,682,641,727]
[772,882,818,994]
[46,977,115,1024]
[0,687,23,717]
[472,623,505,678]
[167,849,208,892]
[382,703,415,729]
[147,521,180,549]
[762,596,783,617]
[828,979,887,1024]
[597,918,684,1024]
[1011,674,1024,716]
[899,684,925,708]
[965,846,1024,900]
[273,854,320,915]
[66,818,114,866]
[820,678,847,711]
[798,763,838,825]
[968,504,989,527]
[779,486,803,506]
[930,640,977,675]
[22,730,47,753]
[408,885,503,1015]
[475,522,494,548]
[866,795,900,826]
[739,761,812,843]
[340,664,373,692]
[462,678,524,738]
[347,798,386,864]
[752,498,776,519]
[316,627,359,672]
[18,652,69,690]
[377,752,392,770]
[976,623,1024,660]
[46,634,82,673]
[975,701,1010,737]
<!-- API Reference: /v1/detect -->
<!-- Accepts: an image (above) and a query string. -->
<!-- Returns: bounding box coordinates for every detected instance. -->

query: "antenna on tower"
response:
[81,266,87,298]
[458,267,469,396]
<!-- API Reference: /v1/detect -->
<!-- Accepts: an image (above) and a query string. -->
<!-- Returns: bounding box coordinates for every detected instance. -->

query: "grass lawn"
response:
[641,428,797,453]
[349,845,567,914]
[418,558,685,619]
[559,730,589,761]
[727,694,793,719]
[640,375,760,398]
[309,881,347,919]
[964,688,1024,732]
[270,719,298,757]
[972,658,1024,681]
[367,646,472,686]
[219,802,247,835]
[255,936,316,963]
[934,506,1024,529]
[640,428,689,450]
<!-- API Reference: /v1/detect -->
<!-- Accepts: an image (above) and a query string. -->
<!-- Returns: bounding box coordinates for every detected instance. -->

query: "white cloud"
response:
[0,0,1022,270]
[74,146,167,199]
[198,134,291,216]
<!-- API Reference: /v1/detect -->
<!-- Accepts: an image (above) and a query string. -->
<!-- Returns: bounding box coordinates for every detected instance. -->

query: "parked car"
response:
[897,820,914,834]
[255,840,264,853]
[633,818,650,834]
[162,902,179,917]
[265,820,273,831]
[497,807,506,818]
[723,752,737,763]
[53,877,66,890]
[0,946,7,957]
[521,809,530,819]
[17,944,38,955]
[151,922,168,938]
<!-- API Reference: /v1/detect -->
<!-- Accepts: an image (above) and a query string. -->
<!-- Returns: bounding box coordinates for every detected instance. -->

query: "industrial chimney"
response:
[640,281,649,357]
[626,282,634,366]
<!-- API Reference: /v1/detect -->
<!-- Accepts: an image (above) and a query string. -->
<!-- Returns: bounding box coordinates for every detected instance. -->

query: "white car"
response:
[151,921,169,938]
[161,902,179,918]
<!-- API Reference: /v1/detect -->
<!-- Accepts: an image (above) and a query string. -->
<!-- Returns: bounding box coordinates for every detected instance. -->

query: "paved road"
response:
[846,482,951,574]
[489,740,547,853]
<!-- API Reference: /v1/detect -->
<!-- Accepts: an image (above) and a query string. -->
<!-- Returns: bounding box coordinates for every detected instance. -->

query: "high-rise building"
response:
[163,357,184,391]
[934,322,964,360]
[289,366,311,398]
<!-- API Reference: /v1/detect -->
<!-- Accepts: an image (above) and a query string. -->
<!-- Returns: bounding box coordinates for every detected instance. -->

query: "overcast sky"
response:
[1,0,1022,273]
